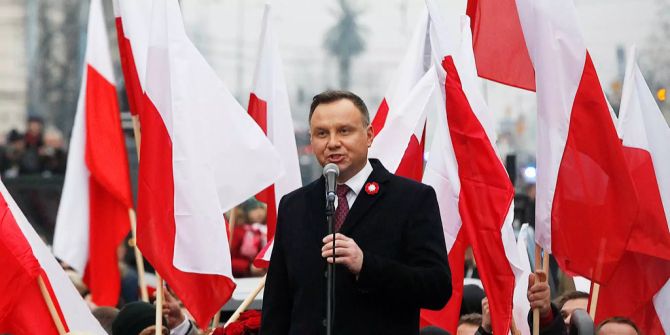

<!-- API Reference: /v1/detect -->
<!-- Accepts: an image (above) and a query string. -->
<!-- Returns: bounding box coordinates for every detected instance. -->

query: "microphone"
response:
[323,163,339,203]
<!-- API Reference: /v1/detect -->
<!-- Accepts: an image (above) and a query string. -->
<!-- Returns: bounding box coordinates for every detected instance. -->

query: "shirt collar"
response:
[340,160,373,196]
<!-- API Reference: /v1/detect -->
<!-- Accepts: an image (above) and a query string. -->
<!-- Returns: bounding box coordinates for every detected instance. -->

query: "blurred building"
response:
[0,0,28,138]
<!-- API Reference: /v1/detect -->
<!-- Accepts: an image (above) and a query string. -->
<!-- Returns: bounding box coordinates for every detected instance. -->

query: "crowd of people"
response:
[0,116,67,178]
[56,257,642,335]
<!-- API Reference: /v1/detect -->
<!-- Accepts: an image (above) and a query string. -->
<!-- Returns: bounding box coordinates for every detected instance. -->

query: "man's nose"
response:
[326,133,341,148]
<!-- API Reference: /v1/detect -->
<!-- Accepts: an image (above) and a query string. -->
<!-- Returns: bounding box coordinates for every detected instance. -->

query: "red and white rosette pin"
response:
[364,182,379,195]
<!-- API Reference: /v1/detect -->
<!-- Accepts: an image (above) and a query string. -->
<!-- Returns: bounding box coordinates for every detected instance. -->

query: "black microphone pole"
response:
[326,190,335,335]
[323,163,338,335]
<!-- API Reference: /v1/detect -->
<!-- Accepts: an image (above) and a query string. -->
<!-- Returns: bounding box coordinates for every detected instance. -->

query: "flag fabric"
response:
[420,9,527,334]
[0,180,107,335]
[594,46,670,334]
[119,0,281,327]
[466,0,535,91]
[254,239,274,269]
[53,0,132,307]
[113,0,145,117]
[368,9,431,181]
[513,0,638,283]
[248,3,302,247]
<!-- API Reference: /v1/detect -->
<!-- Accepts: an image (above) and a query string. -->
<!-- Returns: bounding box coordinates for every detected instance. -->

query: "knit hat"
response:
[112,302,166,335]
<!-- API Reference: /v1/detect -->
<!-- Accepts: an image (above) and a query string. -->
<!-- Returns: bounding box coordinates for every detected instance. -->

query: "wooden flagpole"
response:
[128,208,149,302]
[37,274,67,335]
[224,275,267,328]
[532,244,550,335]
[155,275,164,335]
[589,283,600,319]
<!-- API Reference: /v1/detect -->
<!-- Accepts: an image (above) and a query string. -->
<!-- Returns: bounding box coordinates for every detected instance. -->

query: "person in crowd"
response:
[92,306,118,334]
[457,313,483,335]
[0,130,25,178]
[556,290,590,327]
[39,127,66,175]
[230,204,267,277]
[460,284,485,316]
[160,289,199,335]
[527,271,567,334]
[112,301,168,335]
[596,317,640,335]
[20,116,44,174]
[261,90,451,334]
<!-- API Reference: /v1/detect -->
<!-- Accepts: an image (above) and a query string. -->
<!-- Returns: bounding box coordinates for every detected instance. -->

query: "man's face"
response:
[560,297,588,326]
[310,99,374,182]
[597,322,638,335]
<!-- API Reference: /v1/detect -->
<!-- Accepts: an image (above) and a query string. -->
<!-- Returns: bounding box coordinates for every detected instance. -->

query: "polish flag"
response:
[513,0,638,282]
[53,0,132,307]
[113,0,147,117]
[421,13,527,334]
[121,0,281,328]
[248,3,302,251]
[1,180,107,334]
[594,46,670,334]
[466,0,535,91]
[368,9,432,181]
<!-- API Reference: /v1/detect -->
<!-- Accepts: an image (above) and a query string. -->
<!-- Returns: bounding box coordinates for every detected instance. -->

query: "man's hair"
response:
[92,306,119,334]
[458,313,482,327]
[556,290,590,309]
[596,316,641,334]
[309,90,370,126]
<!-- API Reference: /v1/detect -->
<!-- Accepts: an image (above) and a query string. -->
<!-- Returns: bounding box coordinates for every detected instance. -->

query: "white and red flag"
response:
[516,0,638,283]
[117,0,281,327]
[248,3,302,268]
[368,9,432,181]
[0,180,107,334]
[113,0,147,117]
[53,0,132,307]
[594,46,670,334]
[420,10,527,334]
[465,0,534,91]
[469,0,638,282]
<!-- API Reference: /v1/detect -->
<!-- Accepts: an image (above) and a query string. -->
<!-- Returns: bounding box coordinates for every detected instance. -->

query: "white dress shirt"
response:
[335,160,373,210]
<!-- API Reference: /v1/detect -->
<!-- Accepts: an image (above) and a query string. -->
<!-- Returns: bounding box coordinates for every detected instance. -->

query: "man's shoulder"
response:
[278,178,321,206]
[384,172,435,195]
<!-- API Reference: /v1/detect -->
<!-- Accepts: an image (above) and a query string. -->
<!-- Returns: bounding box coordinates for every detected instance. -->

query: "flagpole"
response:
[532,244,549,335]
[127,209,148,302]
[37,274,67,335]
[589,283,600,319]
[224,275,267,328]
[156,275,164,335]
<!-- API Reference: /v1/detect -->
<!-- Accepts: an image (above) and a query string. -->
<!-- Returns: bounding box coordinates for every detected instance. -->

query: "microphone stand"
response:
[325,191,336,335]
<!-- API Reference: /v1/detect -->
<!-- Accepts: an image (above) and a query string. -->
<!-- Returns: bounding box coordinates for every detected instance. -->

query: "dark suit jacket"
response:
[261,159,452,334]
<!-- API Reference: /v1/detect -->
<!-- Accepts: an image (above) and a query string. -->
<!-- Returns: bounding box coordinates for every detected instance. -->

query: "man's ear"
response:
[366,124,374,146]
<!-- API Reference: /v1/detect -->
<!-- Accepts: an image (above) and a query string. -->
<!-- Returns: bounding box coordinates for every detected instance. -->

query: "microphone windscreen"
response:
[323,163,339,177]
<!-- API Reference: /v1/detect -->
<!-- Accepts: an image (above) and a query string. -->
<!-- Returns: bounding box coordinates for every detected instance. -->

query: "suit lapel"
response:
[339,159,391,235]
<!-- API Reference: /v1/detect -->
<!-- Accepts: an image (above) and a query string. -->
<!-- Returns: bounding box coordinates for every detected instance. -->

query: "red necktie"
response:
[334,184,350,231]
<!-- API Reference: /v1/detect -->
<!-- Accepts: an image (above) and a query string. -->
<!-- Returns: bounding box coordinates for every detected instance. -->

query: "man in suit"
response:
[261,90,452,334]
